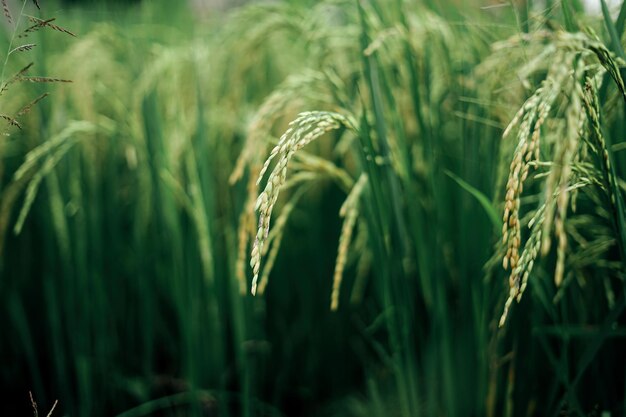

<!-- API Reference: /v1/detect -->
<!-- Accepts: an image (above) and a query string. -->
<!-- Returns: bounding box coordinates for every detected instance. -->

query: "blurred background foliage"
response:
[0,0,625,416]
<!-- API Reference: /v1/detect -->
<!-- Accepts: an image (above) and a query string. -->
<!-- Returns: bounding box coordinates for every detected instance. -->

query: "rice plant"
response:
[1,0,625,416]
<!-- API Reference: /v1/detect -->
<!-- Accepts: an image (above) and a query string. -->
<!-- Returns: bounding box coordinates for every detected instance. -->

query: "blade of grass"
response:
[445,169,501,231]
[562,0,577,32]
[600,0,626,59]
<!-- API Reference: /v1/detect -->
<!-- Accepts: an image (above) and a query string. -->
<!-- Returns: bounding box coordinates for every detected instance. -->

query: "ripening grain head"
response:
[250,111,355,295]
[331,173,368,311]
[497,30,624,326]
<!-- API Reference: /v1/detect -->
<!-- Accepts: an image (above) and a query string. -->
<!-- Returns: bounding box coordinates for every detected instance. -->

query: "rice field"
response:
[1,0,626,416]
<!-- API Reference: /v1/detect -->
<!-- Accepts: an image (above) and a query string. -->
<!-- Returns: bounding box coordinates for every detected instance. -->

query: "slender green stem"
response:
[1,0,28,84]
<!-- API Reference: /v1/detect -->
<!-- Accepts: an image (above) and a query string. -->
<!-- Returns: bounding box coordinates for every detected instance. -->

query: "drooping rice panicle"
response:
[256,188,307,296]
[250,111,355,295]
[497,29,624,325]
[331,173,367,311]
[500,205,544,327]
[501,50,573,279]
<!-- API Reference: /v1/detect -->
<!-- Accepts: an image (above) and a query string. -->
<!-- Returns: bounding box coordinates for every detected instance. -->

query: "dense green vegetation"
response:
[1,0,626,416]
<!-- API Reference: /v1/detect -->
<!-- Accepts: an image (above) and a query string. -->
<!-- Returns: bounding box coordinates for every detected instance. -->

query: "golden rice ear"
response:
[501,49,575,278]
[256,188,306,296]
[250,111,355,295]
[500,208,543,327]
[497,31,617,326]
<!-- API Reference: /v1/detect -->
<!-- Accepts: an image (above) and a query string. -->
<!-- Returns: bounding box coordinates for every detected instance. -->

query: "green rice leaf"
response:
[445,169,501,231]
[616,0,626,36]
[600,0,625,59]
[562,0,577,32]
